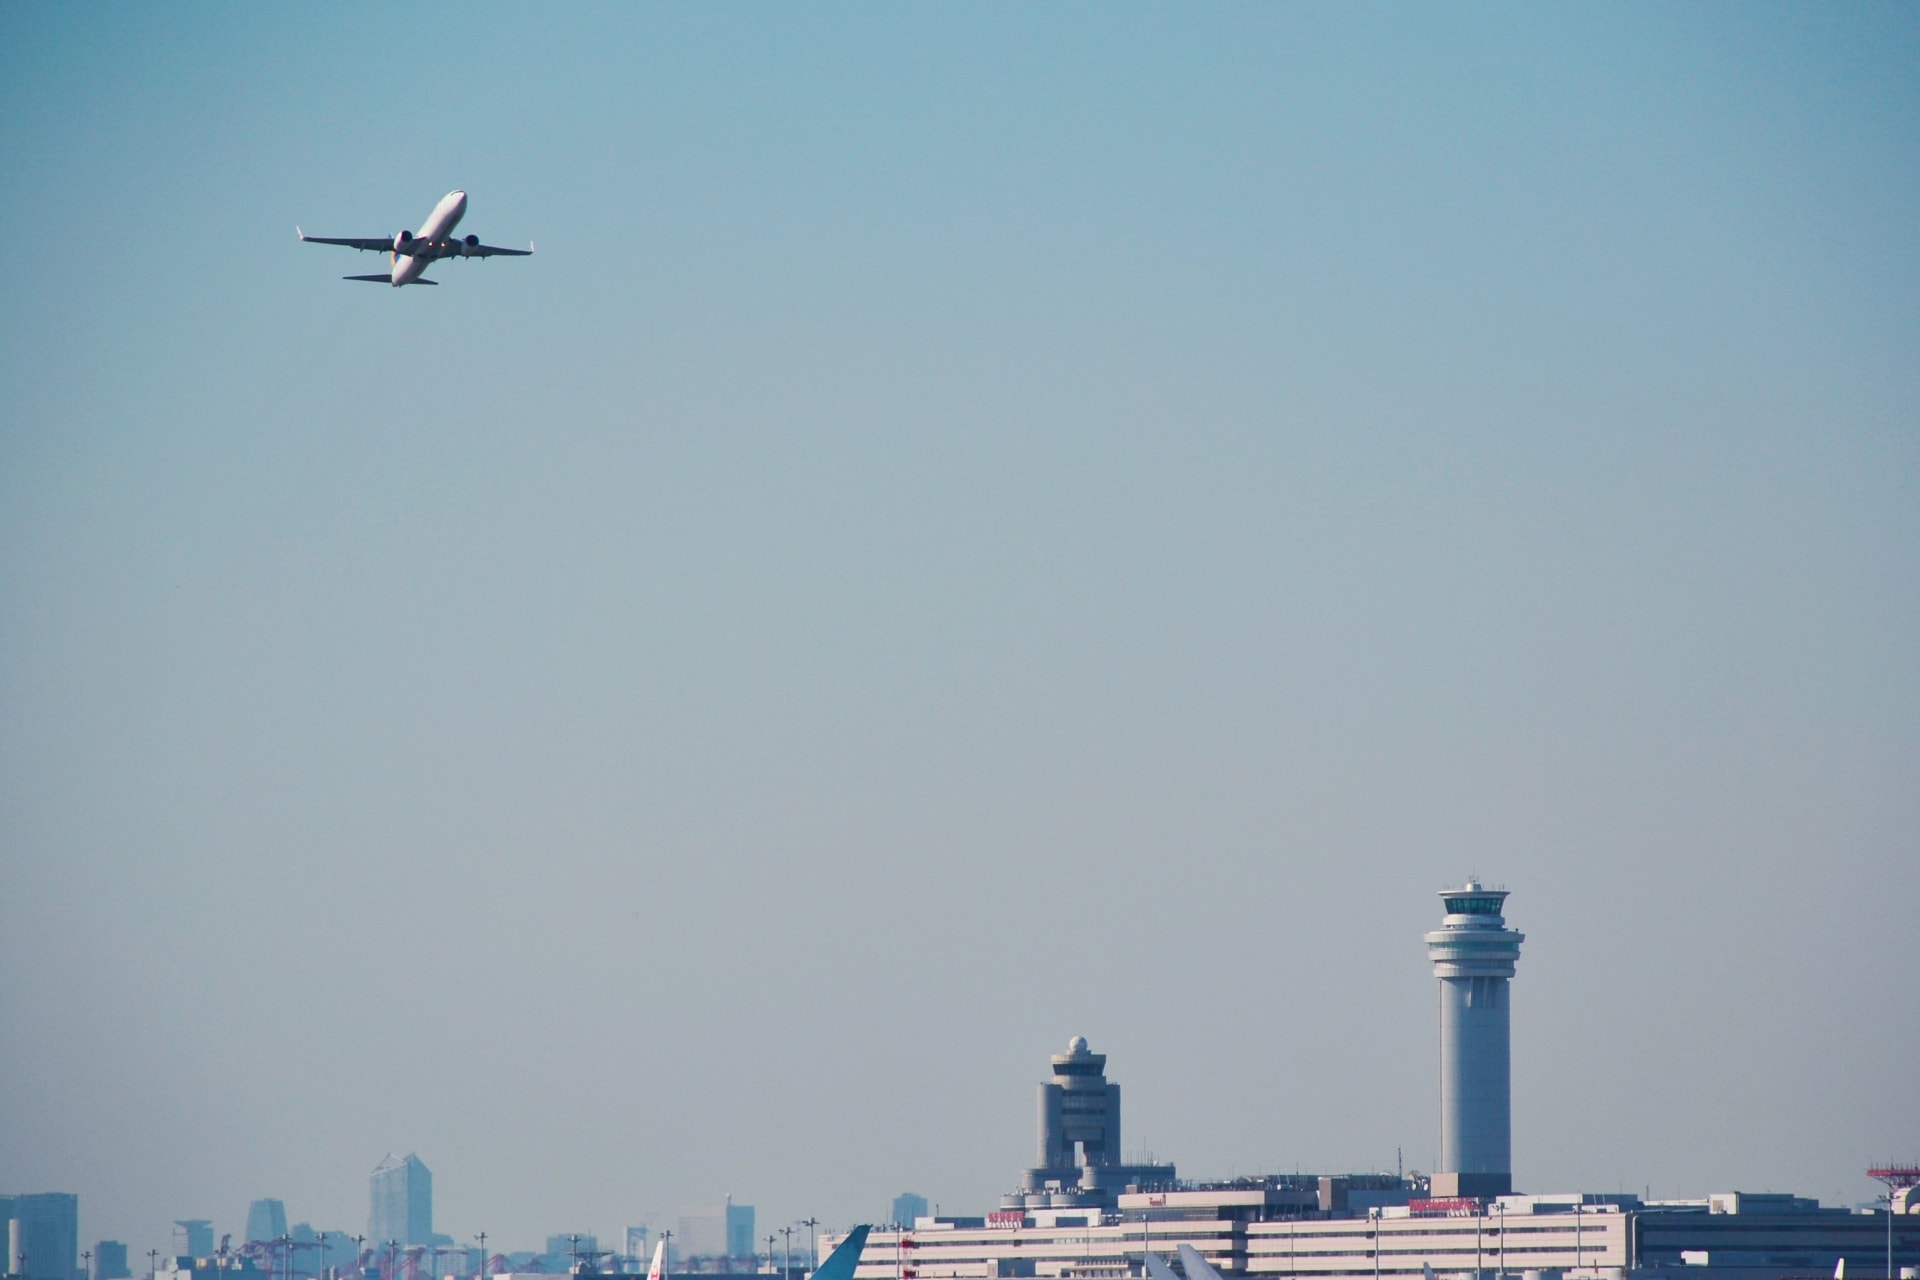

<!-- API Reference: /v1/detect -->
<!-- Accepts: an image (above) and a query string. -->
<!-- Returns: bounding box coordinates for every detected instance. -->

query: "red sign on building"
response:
[1408,1198,1482,1217]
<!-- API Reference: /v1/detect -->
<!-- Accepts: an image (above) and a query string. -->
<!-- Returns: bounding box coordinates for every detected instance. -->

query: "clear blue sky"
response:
[3,1,1916,1259]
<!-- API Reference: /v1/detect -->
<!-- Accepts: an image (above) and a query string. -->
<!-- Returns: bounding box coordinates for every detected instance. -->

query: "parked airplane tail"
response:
[1144,1254,1181,1280]
[812,1227,872,1280]
[1834,1259,1845,1280]
[1176,1245,1226,1280]
[646,1241,666,1280]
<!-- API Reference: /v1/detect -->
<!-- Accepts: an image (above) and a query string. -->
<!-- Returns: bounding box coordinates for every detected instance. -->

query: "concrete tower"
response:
[1015,1036,1175,1210]
[1425,880,1523,1199]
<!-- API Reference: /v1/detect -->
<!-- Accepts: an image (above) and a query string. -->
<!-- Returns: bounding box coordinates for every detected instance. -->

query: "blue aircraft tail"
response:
[812,1227,871,1280]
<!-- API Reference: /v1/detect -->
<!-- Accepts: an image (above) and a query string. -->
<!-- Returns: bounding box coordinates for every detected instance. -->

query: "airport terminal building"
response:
[825,887,1918,1280]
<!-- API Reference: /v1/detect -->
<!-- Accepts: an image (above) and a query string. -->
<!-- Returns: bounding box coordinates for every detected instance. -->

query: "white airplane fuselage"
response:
[390,190,469,285]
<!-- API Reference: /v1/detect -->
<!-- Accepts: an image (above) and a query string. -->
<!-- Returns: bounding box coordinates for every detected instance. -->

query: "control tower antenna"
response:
[1425,880,1524,1200]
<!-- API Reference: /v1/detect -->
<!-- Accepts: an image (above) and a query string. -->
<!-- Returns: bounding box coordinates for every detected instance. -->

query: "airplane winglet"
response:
[297,226,306,240]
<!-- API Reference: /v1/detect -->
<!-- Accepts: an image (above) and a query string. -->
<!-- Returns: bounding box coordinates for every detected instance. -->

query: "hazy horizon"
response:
[2,1,1915,1260]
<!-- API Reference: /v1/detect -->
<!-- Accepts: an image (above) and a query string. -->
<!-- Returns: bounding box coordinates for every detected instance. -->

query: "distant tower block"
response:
[1426,880,1524,1199]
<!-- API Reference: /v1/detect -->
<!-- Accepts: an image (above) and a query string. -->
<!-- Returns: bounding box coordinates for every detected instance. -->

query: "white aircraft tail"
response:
[647,1241,666,1280]
[1176,1245,1226,1280]
[1833,1259,1845,1280]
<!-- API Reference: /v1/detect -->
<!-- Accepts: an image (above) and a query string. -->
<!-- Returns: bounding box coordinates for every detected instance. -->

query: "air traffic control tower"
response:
[1013,1037,1176,1210]
[1426,881,1524,1199]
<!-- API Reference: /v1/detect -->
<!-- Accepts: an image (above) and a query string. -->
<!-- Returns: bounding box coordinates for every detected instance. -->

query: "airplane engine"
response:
[462,233,480,257]
[393,229,414,253]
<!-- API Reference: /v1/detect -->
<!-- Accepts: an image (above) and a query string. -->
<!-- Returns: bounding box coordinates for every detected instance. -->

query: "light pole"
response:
[149,1250,160,1280]
[781,1229,795,1280]
[1369,1209,1380,1280]
[475,1234,487,1280]
[766,1238,777,1278]
[85,1250,94,1280]
[800,1224,817,1276]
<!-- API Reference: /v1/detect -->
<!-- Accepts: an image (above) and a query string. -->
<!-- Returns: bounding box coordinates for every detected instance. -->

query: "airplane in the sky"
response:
[298,190,531,286]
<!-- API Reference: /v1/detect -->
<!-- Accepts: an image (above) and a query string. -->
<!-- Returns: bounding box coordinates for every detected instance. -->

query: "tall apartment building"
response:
[368,1155,432,1246]
[244,1203,287,1246]
[8,1193,80,1280]
[675,1199,754,1263]
[94,1242,130,1280]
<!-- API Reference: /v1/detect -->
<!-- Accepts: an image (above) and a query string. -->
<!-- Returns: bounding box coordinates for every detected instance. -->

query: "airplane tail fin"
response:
[1424,1264,1436,1280]
[811,1227,871,1280]
[1834,1259,1845,1280]
[1144,1254,1181,1280]
[647,1241,666,1280]
[1176,1245,1226,1280]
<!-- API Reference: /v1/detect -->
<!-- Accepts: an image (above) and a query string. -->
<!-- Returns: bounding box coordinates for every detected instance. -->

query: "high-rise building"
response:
[1424,879,1524,1199]
[674,1199,752,1263]
[621,1228,650,1266]
[95,1242,130,1280]
[172,1224,212,1262]
[9,1194,80,1280]
[888,1195,927,1229]
[244,1204,287,1247]
[368,1155,432,1246]
[723,1203,753,1262]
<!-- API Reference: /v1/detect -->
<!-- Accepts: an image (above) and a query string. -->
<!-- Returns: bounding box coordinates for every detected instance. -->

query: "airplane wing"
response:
[297,229,393,252]
[461,242,533,258]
